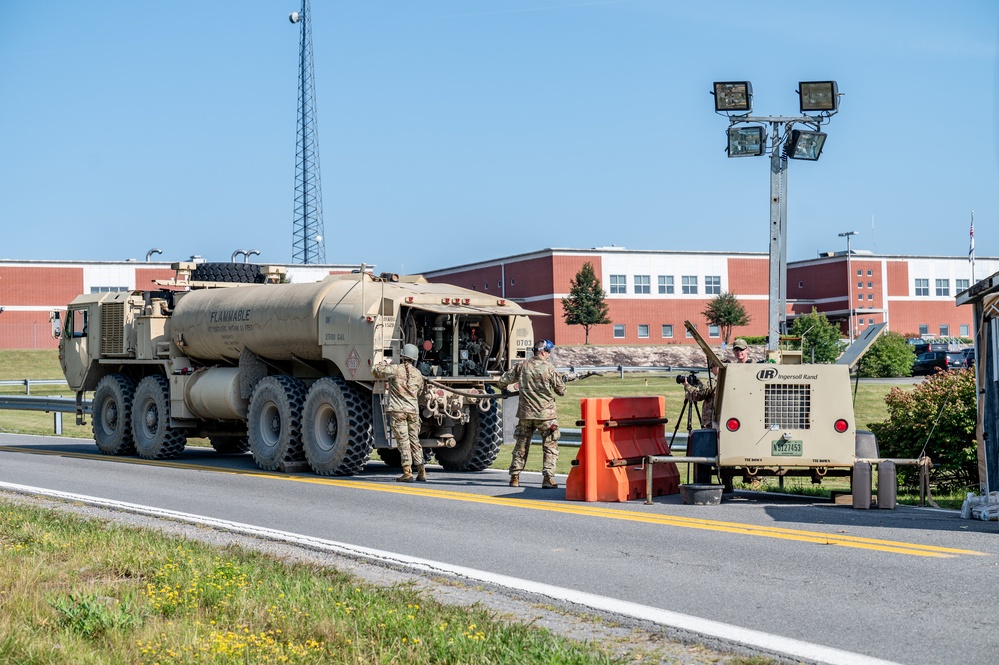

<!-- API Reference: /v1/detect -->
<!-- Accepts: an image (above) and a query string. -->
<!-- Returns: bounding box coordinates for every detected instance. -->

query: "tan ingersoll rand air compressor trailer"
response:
[56,262,540,476]
[683,321,907,506]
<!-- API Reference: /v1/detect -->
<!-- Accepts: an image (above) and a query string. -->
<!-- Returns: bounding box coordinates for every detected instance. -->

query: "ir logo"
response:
[756,368,778,380]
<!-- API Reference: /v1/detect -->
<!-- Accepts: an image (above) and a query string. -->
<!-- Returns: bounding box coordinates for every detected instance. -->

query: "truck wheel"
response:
[302,377,373,476]
[190,262,264,284]
[247,376,307,471]
[210,436,250,454]
[132,375,187,460]
[376,448,402,468]
[435,398,501,472]
[93,374,137,456]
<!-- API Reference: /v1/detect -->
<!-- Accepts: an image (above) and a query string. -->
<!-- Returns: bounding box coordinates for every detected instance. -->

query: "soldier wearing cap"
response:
[682,338,752,427]
[373,343,427,483]
[496,339,566,489]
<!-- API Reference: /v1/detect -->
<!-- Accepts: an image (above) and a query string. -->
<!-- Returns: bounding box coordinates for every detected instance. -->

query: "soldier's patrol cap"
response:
[733,338,749,350]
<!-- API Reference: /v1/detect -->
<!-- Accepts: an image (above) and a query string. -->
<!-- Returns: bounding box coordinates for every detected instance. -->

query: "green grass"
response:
[0,499,647,665]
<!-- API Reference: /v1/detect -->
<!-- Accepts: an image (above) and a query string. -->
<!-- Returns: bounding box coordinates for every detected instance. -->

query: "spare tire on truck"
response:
[191,262,265,284]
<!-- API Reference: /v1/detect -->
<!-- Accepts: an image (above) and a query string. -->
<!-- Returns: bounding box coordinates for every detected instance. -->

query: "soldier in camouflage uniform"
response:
[372,343,427,483]
[683,338,752,427]
[496,339,566,489]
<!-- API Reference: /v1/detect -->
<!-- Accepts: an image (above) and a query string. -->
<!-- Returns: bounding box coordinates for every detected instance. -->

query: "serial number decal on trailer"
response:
[771,440,803,456]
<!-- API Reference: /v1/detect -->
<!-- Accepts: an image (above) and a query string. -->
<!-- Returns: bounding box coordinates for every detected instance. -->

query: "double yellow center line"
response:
[2,445,985,558]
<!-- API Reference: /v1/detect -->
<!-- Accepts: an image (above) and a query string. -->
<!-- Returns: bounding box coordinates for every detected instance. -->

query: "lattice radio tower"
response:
[289,1,326,264]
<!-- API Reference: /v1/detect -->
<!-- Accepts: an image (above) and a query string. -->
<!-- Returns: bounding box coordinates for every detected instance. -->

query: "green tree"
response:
[701,292,750,345]
[561,262,610,344]
[869,369,977,492]
[858,331,916,378]
[788,309,843,363]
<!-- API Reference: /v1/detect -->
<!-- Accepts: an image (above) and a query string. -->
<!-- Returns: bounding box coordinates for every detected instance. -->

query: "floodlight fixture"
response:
[727,126,766,157]
[798,81,839,113]
[712,81,752,112]
[784,129,827,161]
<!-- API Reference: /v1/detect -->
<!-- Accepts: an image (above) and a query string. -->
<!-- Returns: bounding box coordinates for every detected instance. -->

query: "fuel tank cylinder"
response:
[184,368,247,420]
[171,280,341,361]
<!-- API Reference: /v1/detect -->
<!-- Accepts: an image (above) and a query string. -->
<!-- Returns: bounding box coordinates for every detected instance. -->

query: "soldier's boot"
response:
[509,474,520,488]
[396,465,414,483]
[415,465,427,482]
[542,473,558,489]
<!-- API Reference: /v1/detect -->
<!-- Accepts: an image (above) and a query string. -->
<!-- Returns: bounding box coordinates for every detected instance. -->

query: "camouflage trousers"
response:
[389,412,424,467]
[509,418,559,476]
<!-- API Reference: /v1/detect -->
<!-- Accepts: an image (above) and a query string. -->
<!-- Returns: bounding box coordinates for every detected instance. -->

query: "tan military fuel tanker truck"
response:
[57,262,539,475]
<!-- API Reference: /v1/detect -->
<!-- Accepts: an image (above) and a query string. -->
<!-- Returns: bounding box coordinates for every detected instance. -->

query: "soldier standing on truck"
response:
[496,339,566,489]
[372,344,427,483]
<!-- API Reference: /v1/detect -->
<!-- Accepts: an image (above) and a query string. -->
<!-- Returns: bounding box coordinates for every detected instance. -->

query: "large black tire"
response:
[247,376,307,471]
[302,377,373,476]
[92,374,137,455]
[210,436,250,454]
[435,398,502,472]
[132,375,187,460]
[191,262,265,284]
[376,448,402,468]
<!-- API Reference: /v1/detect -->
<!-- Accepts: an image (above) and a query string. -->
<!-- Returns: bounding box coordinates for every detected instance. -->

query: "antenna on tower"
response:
[289,0,326,264]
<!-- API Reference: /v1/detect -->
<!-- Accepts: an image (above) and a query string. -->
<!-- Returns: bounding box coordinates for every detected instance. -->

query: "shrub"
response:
[858,331,916,378]
[869,369,977,492]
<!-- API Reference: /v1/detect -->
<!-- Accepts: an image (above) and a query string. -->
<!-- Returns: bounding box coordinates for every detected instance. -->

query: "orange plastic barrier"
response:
[565,396,680,502]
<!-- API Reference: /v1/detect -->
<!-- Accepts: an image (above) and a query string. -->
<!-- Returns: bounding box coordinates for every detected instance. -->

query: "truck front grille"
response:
[764,383,811,430]
[101,302,126,355]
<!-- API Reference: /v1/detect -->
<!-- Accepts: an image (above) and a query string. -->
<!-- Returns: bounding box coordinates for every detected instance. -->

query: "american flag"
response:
[970,215,975,262]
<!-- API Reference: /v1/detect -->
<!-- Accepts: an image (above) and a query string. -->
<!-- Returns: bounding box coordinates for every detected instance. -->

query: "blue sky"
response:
[1,1,996,275]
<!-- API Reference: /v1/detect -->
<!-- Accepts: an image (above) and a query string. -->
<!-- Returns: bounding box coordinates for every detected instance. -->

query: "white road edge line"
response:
[0,481,900,665]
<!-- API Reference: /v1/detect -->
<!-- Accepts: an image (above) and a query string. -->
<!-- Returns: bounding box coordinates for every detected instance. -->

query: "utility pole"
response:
[290,0,326,264]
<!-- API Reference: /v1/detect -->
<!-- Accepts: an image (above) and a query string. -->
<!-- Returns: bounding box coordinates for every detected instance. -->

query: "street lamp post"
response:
[712,81,841,353]
[839,230,859,344]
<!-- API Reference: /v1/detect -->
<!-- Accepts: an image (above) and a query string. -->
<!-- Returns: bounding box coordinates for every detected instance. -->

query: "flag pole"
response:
[970,210,976,283]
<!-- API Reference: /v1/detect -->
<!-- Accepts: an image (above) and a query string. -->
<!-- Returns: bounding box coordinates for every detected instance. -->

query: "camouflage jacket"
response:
[497,356,566,420]
[684,380,716,427]
[372,361,424,414]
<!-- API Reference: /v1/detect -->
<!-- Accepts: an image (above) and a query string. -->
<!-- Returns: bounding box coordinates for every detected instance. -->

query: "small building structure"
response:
[956,272,999,493]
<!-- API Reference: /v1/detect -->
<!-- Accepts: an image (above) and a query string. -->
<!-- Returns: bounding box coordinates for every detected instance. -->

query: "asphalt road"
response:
[1,432,995,665]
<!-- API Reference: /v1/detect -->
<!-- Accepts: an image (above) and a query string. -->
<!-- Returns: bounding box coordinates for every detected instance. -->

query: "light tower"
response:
[289,1,326,264]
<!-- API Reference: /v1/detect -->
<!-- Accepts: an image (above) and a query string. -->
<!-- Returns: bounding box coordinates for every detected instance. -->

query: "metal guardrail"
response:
[0,379,69,394]
[0,395,88,414]
[557,365,707,379]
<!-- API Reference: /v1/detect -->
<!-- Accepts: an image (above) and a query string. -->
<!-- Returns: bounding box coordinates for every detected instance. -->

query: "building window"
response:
[638,324,650,338]
[610,274,626,294]
[484,282,489,291]
[940,325,950,337]
[867,294,873,300]
[857,282,863,289]
[857,269,862,276]
[89,286,129,293]
[867,282,873,288]
[867,270,873,276]
[708,325,720,338]
[510,278,515,285]
[859,319,866,326]
[868,318,874,325]
[662,324,673,338]
[634,275,651,294]
[858,294,864,301]
[685,324,696,338]
[798,281,804,288]
[658,275,674,294]
[960,324,970,337]
[915,279,929,296]
[935,279,950,297]
[682,276,698,295]
[918,324,929,335]
[956,279,969,292]
[613,324,625,338]
[705,275,721,295]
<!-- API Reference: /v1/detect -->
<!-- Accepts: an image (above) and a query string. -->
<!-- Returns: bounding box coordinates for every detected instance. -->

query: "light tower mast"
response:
[289,1,326,264]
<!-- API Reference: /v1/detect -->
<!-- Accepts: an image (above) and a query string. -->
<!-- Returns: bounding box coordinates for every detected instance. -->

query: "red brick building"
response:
[425,248,997,346]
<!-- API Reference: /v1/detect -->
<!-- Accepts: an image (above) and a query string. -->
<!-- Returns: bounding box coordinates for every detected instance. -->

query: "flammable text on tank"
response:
[209,308,252,323]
